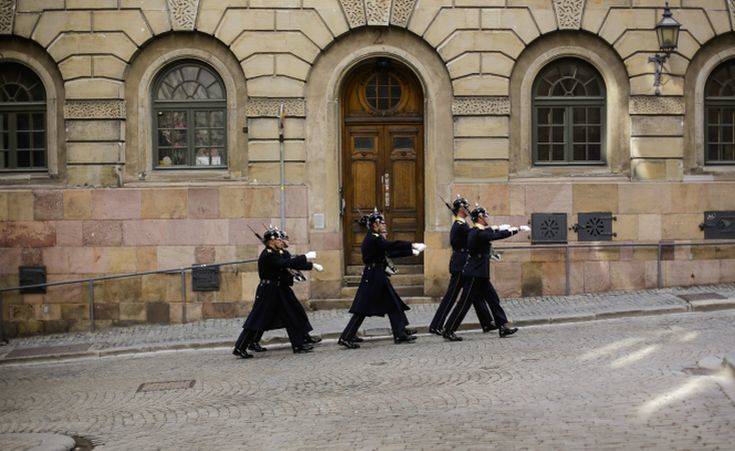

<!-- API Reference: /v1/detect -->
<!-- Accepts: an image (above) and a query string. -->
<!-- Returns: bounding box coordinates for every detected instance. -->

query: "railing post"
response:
[0,292,5,343]
[657,243,663,289]
[564,246,571,295]
[180,270,187,324]
[88,280,95,332]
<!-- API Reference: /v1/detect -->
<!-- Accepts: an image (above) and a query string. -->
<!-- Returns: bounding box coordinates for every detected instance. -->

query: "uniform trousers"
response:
[430,272,494,331]
[443,276,508,335]
[340,312,406,341]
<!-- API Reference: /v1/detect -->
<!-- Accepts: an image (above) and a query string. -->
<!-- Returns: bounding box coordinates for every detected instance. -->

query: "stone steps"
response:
[345,264,423,275]
[339,284,424,298]
[343,273,424,286]
[309,296,436,311]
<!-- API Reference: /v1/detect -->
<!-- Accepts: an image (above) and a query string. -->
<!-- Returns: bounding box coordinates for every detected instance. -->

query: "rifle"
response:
[249,225,307,283]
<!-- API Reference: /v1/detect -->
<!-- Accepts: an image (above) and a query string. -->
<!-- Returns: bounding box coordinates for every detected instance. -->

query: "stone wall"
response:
[0,185,310,335]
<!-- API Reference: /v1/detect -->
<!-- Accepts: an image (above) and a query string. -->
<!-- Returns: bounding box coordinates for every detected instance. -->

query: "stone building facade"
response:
[1,0,735,335]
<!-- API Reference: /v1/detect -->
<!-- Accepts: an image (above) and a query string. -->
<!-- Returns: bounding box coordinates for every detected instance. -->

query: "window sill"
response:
[686,165,735,181]
[0,171,60,186]
[125,168,247,186]
[510,166,627,182]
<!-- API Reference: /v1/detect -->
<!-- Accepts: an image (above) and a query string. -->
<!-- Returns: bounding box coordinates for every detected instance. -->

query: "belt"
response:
[366,263,386,268]
[453,248,469,253]
[259,279,281,286]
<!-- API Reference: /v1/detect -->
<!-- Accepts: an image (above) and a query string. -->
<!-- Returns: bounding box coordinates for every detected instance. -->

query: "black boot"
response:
[233,348,253,359]
[405,328,417,336]
[442,332,463,342]
[499,325,518,338]
[248,342,267,352]
[429,327,443,336]
[351,336,364,343]
[293,344,314,354]
[482,323,499,333]
[304,334,322,344]
[394,334,416,344]
[338,338,360,349]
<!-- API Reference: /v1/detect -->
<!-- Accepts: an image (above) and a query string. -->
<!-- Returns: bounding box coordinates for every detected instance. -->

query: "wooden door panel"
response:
[344,126,382,266]
[391,161,416,209]
[341,61,424,267]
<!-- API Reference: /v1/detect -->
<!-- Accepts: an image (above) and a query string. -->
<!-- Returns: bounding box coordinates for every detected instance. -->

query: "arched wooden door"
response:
[341,59,424,266]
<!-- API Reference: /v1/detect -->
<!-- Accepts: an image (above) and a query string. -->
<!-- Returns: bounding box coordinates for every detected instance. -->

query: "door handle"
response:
[384,172,390,208]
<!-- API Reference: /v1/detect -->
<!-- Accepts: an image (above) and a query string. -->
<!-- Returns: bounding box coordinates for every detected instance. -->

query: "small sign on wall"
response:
[192,265,220,292]
[313,213,325,230]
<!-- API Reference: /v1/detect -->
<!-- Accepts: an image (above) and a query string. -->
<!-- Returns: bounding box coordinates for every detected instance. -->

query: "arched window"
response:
[152,61,226,169]
[705,59,735,164]
[532,58,606,165]
[0,62,47,171]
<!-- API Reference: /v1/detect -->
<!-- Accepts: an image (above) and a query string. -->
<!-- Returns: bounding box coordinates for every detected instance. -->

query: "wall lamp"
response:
[648,1,681,96]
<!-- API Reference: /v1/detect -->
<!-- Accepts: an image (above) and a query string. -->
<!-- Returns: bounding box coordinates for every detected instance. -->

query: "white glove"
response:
[305,251,317,261]
[498,224,511,231]
[520,225,531,233]
[312,263,324,272]
[412,249,421,256]
[412,243,426,252]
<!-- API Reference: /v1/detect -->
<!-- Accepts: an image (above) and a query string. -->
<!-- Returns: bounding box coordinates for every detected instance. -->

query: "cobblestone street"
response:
[1,310,733,450]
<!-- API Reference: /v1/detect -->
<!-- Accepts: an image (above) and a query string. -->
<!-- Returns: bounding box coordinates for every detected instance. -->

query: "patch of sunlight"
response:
[638,371,731,419]
[609,345,659,369]
[579,337,646,361]
[677,331,699,342]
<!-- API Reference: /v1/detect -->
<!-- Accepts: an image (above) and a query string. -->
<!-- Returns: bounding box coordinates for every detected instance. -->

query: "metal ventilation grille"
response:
[531,213,567,244]
[575,212,616,241]
[700,211,735,239]
[19,266,46,294]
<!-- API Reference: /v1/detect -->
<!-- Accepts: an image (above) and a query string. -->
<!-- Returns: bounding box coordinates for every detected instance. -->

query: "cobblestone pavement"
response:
[2,283,734,361]
[0,311,733,450]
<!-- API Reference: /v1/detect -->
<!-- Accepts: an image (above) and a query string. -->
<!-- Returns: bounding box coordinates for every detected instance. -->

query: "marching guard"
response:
[338,209,426,349]
[233,226,324,359]
[247,229,323,353]
[429,196,496,336]
[442,205,530,341]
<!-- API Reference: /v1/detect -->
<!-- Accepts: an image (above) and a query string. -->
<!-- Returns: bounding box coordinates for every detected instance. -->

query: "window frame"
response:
[151,60,228,170]
[0,62,48,173]
[704,60,735,166]
[531,59,607,166]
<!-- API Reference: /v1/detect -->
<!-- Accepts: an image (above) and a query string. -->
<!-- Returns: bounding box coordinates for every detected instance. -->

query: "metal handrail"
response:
[0,258,258,339]
[2,239,735,340]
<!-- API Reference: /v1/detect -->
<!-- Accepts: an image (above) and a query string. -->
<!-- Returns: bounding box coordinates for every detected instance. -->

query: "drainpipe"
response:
[278,102,286,230]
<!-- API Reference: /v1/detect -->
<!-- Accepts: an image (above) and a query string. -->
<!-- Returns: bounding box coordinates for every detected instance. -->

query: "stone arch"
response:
[304,28,453,286]
[123,32,247,182]
[0,36,65,182]
[509,31,631,177]
[684,32,735,176]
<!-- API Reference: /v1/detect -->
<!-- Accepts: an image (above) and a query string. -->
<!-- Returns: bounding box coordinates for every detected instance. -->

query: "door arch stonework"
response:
[304,29,454,298]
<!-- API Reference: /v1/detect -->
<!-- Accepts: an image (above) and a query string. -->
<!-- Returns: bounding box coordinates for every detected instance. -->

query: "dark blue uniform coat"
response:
[462,226,514,279]
[348,232,414,317]
[243,247,313,332]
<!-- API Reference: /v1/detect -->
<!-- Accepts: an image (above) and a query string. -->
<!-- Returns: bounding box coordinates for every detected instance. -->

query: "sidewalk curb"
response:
[3,303,731,365]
